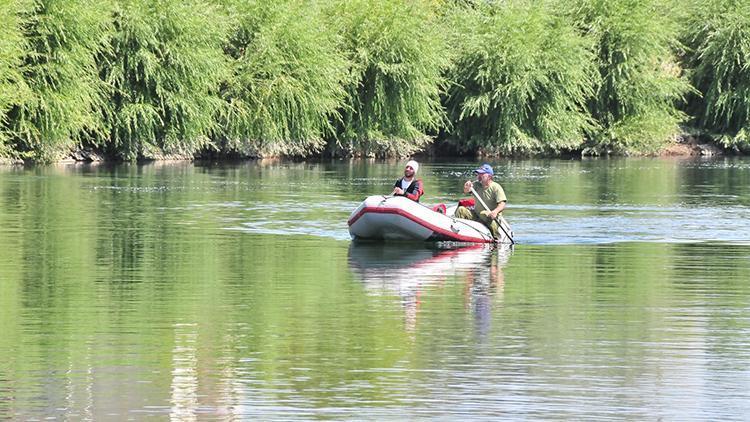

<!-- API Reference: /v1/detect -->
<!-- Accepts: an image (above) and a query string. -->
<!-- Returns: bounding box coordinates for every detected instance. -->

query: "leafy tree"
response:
[0,0,31,156]
[682,0,750,152]
[445,1,598,155]
[7,0,110,162]
[330,0,449,157]
[102,0,228,161]
[220,0,348,158]
[574,0,692,155]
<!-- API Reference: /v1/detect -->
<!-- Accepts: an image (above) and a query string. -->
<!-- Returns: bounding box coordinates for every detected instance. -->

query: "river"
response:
[1,157,749,419]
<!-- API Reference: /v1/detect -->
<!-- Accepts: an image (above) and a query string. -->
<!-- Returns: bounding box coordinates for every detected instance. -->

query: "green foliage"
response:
[573,0,692,155]
[0,0,31,156]
[330,0,449,157]
[445,1,598,155]
[1,0,750,160]
[7,0,110,162]
[682,0,750,152]
[220,0,348,158]
[102,0,228,161]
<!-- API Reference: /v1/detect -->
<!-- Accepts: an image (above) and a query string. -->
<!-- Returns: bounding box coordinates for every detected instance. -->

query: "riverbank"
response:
[0,137,734,166]
[660,136,725,157]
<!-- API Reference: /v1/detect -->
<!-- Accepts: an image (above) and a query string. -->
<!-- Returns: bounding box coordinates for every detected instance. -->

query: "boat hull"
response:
[347,196,511,244]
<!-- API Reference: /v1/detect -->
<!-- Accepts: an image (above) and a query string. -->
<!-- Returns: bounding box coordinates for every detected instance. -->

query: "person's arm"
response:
[488,201,506,219]
[488,184,507,219]
[392,179,403,196]
[405,179,423,201]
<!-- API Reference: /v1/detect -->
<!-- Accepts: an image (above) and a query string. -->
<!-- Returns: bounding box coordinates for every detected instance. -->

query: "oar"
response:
[469,186,514,245]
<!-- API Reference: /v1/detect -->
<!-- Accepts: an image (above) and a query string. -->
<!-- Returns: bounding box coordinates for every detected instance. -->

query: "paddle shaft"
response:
[469,186,514,244]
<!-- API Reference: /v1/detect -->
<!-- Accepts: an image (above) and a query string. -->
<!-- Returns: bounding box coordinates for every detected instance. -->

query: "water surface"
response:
[1,158,749,419]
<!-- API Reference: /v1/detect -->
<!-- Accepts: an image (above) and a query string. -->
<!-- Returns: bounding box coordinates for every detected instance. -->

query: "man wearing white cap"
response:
[391,159,424,202]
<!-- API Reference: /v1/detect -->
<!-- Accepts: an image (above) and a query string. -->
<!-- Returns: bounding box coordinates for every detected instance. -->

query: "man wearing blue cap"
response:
[455,163,507,239]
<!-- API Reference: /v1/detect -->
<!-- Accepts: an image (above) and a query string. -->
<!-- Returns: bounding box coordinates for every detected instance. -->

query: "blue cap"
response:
[473,163,494,176]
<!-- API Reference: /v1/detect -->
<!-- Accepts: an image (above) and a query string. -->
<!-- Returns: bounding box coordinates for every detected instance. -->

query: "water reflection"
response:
[170,323,199,421]
[348,243,511,334]
[3,158,750,418]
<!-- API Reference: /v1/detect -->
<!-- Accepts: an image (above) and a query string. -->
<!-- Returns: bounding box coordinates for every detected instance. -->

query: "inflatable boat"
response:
[347,195,513,244]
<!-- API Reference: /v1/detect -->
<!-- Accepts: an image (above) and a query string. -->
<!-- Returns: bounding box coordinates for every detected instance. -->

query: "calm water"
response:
[1,158,749,420]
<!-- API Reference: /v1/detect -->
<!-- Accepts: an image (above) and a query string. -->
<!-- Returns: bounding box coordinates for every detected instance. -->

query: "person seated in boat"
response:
[455,163,506,239]
[391,160,424,202]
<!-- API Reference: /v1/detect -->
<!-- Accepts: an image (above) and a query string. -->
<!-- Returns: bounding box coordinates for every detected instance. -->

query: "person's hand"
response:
[393,187,404,195]
[480,210,491,218]
[489,210,499,220]
[463,180,472,194]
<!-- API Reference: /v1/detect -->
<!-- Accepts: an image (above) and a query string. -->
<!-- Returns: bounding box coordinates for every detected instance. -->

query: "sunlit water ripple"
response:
[200,199,750,245]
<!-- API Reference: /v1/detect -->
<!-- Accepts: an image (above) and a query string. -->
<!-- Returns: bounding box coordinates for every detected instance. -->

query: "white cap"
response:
[406,160,419,174]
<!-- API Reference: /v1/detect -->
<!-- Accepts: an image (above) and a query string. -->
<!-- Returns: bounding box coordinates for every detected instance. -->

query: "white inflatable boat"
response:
[347,195,513,244]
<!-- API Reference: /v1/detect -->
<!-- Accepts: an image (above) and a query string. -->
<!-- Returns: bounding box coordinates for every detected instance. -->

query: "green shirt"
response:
[472,181,507,214]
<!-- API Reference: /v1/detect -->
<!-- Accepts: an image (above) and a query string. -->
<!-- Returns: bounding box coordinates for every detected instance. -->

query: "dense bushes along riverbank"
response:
[0,0,748,163]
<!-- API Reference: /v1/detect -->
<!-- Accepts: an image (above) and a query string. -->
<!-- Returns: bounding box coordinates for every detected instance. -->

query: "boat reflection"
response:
[348,243,512,335]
